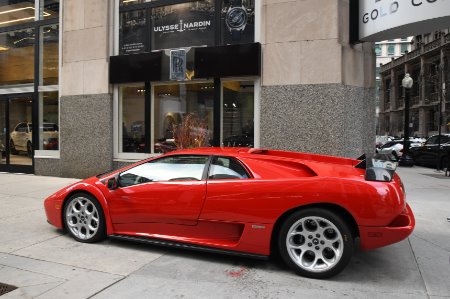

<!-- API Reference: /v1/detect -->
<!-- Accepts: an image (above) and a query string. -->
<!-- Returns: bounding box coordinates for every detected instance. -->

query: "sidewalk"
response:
[0,166,449,299]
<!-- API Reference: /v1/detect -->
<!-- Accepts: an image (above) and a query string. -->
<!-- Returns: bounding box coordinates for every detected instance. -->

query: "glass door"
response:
[0,94,34,173]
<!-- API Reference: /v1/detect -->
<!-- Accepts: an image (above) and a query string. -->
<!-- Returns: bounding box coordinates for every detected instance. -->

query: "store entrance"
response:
[0,94,34,174]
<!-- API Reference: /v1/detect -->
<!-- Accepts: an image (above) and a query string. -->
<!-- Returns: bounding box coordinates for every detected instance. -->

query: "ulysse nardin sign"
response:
[359,0,450,41]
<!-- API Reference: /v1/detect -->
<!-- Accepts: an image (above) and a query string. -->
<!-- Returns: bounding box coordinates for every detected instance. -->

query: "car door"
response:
[417,136,439,165]
[13,123,28,150]
[107,155,209,226]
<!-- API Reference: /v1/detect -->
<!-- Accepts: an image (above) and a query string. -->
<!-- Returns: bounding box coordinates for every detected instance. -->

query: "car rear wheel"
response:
[64,193,106,243]
[278,208,353,279]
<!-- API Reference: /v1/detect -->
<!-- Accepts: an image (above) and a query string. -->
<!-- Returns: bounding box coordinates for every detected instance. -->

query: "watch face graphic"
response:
[226,7,247,29]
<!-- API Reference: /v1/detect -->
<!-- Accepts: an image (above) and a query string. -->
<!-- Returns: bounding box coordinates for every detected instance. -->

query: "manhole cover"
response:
[0,283,17,296]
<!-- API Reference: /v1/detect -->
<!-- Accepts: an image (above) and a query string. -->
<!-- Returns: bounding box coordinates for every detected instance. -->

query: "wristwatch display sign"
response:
[222,0,254,44]
[120,9,147,55]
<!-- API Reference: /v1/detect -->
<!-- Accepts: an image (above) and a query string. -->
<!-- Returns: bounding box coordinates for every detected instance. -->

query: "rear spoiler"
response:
[355,154,398,182]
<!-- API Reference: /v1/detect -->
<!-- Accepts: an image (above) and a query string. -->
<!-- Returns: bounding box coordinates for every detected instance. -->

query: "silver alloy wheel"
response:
[286,216,343,273]
[65,196,100,240]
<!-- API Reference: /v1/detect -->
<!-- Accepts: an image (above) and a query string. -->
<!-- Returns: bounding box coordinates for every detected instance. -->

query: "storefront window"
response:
[153,82,214,153]
[0,0,36,28]
[39,91,58,150]
[0,28,35,86]
[151,1,215,50]
[40,24,58,85]
[120,85,146,153]
[120,9,146,55]
[222,81,253,147]
[39,0,58,20]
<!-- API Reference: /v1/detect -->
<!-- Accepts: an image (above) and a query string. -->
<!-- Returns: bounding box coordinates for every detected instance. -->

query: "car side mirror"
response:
[107,176,119,190]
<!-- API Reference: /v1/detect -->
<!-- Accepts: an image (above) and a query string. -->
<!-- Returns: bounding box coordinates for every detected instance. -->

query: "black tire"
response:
[278,208,354,279]
[64,193,106,243]
[441,156,449,171]
[27,141,33,157]
[9,139,18,155]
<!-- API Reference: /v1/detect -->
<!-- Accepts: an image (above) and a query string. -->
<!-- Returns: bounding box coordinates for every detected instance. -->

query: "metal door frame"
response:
[0,93,35,174]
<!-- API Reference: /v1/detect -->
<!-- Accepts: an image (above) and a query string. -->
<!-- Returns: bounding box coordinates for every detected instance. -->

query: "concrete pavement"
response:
[0,166,449,298]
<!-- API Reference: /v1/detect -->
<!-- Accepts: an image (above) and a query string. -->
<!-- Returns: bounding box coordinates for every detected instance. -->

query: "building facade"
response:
[0,0,375,178]
[379,30,450,138]
[375,38,412,133]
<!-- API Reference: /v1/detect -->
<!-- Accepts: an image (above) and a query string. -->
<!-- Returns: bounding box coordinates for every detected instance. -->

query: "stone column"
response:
[260,0,375,158]
[36,0,113,178]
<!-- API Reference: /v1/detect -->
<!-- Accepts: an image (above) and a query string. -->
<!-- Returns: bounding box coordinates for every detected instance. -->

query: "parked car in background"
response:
[409,134,450,168]
[10,122,58,155]
[44,148,414,279]
[376,137,425,160]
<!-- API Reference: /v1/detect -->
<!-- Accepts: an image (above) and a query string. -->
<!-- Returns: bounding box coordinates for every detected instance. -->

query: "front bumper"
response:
[359,203,415,251]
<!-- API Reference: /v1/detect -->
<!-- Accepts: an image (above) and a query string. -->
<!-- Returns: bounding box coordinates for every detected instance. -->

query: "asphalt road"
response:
[0,166,449,298]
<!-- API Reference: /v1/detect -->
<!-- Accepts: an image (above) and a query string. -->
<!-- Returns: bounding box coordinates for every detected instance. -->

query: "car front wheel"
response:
[278,208,353,279]
[9,140,18,155]
[64,193,106,243]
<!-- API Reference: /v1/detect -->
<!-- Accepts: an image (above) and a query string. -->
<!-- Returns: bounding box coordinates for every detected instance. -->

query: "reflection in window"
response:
[119,155,208,186]
[40,24,59,85]
[154,83,214,153]
[119,85,146,153]
[120,9,146,55]
[39,91,59,150]
[0,28,35,86]
[39,0,59,20]
[0,1,36,28]
[222,81,254,147]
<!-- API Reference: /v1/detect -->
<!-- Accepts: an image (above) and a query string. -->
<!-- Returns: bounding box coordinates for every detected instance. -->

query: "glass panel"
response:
[120,85,146,153]
[154,82,214,153]
[119,155,209,186]
[0,28,35,86]
[387,45,395,56]
[375,45,381,56]
[39,91,58,150]
[39,0,59,20]
[221,0,255,45]
[222,81,254,147]
[0,101,5,165]
[9,96,33,166]
[119,9,147,55]
[151,1,215,50]
[401,43,408,54]
[40,24,59,85]
[0,0,36,28]
[208,156,249,179]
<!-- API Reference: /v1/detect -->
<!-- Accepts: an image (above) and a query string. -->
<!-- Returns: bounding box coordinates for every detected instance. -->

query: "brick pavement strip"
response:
[0,167,449,298]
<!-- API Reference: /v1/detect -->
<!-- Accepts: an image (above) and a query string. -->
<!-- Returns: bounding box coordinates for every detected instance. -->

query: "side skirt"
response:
[109,234,268,260]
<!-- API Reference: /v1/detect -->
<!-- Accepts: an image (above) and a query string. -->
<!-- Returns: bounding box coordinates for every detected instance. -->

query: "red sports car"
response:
[44,148,415,278]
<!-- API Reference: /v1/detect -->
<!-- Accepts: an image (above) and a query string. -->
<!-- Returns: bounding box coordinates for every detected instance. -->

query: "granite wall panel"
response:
[260,84,375,158]
[59,94,113,178]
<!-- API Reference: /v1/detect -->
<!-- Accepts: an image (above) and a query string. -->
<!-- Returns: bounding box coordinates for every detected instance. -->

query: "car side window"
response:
[425,136,438,145]
[118,155,209,187]
[208,156,250,180]
[441,136,450,144]
[16,123,27,132]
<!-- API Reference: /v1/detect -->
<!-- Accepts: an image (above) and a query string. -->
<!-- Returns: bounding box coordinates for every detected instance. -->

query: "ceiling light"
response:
[0,7,50,26]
